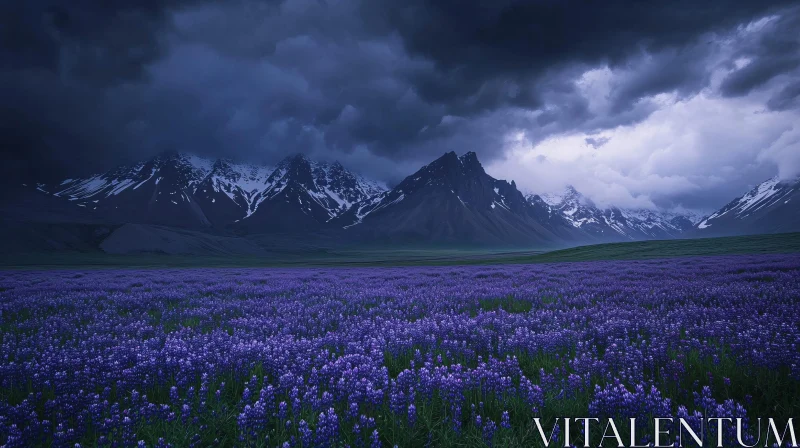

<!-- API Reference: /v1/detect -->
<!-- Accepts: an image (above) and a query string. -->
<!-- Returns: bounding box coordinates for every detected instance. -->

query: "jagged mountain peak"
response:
[426,151,484,171]
[439,150,458,160]
[526,185,697,240]
[53,151,215,203]
[563,185,582,199]
[458,151,485,173]
[459,151,478,162]
[538,185,586,207]
[234,155,388,231]
[395,151,490,193]
[337,151,539,232]
[328,150,598,245]
[43,151,218,228]
[259,153,318,195]
[209,158,244,179]
[41,151,387,231]
[695,174,800,234]
[200,157,277,191]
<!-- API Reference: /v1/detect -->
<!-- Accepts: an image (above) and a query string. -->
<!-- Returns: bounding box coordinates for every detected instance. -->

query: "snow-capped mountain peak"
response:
[231,154,389,231]
[313,161,387,211]
[193,159,275,221]
[532,186,598,228]
[526,185,697,240]
[42,152,387,230]
[538,185,591,209]
[46,152,218,227]
[695,175,800,234]
[208,159,273,194]
[337,151,535,230]
[54,152,215,202]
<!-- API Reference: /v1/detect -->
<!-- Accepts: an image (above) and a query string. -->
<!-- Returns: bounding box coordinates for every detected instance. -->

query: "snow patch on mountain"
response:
[727,176,793,217]
[695,175,800,231]
[229,154,390,225]
[184,154,215,175]
[55,154,215,203]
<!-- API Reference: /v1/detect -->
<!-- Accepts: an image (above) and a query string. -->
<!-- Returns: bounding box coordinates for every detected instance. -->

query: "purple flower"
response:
[1,255,797,446]
[371,429,381,448]
[500,411,511,429]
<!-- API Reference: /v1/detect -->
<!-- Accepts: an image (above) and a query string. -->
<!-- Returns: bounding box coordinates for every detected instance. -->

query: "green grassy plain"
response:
[494,231,800,264]
[1,232,799,269]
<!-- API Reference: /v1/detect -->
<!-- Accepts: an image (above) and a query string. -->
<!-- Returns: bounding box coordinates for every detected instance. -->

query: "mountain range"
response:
[45,152,386,232]
[531,186,697,241]
[6,150,800,254]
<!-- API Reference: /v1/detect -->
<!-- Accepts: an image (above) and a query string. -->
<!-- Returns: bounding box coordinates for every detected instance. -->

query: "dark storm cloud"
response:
[1,0,798,190]
[766,80,800,111]
[719,9,800,99]
[366,0,795,105]
[0,0,209,183]
[605,45,716,114]
[0,0,213,85]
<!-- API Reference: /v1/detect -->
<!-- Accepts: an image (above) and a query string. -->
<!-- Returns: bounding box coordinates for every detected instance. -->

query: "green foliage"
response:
[477,296,534,314]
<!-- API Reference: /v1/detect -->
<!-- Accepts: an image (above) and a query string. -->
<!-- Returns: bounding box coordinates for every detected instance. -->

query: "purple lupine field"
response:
[1,254,799,447]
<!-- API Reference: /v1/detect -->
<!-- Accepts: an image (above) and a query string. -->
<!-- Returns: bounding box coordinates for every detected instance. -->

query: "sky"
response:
[2,0,799,213]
